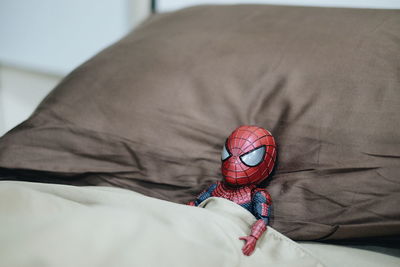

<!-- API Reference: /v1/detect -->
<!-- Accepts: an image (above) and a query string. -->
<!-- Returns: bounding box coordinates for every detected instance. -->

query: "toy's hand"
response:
[187,201,195,206]
[239,235,257,256]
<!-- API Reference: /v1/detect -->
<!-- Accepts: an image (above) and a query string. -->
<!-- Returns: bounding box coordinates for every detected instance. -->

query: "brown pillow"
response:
[0,5,399,241]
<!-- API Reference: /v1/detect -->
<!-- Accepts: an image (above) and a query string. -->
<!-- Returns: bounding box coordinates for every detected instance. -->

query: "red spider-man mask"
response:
[221,125,277,187]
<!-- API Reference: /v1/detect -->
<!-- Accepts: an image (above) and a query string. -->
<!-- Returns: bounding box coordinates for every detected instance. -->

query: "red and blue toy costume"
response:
[188,125,277,256]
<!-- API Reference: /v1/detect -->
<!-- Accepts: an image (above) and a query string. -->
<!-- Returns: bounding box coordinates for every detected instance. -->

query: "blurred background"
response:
[0,0,151,136]
[1,0,399,136]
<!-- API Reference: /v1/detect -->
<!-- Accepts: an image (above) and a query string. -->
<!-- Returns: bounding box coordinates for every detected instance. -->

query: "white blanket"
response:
[0,181,323,267]
[0,181,398,267]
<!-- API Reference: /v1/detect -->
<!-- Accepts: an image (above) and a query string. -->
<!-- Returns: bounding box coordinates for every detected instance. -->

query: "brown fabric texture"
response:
[0,5,399,241]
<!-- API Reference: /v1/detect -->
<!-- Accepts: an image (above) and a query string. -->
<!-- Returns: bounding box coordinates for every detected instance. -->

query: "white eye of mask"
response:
[221,144,231,161]
[240,146,266,167]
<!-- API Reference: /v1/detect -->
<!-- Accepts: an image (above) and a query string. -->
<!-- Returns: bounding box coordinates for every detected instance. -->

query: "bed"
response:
[0,3,399,267]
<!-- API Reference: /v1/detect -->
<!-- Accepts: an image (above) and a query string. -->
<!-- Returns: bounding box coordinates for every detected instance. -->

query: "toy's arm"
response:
[240,189,272,256]
[187,182,218,206]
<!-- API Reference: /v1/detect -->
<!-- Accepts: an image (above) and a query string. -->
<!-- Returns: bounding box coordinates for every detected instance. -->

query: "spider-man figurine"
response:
[188,125,276,256]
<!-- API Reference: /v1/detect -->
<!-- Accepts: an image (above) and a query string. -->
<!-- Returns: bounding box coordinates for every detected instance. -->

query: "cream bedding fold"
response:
[1,181,398,267]
[0,181,323,267]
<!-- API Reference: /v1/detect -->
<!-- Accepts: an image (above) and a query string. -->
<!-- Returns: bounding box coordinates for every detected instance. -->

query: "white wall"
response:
[0,0,150,75]
[158,0,400,12]
[0,66,63,136]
